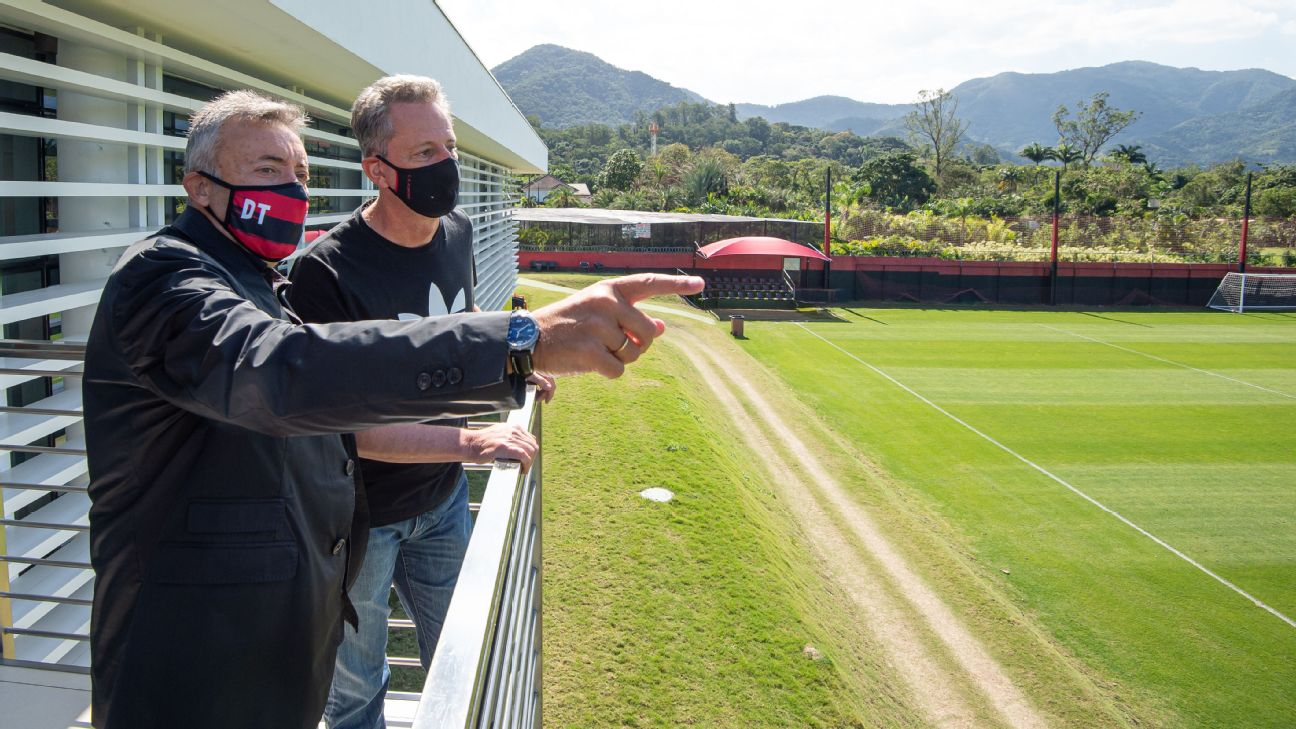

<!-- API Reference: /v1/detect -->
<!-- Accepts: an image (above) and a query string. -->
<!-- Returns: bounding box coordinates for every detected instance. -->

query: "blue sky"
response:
[438,0,1296,105]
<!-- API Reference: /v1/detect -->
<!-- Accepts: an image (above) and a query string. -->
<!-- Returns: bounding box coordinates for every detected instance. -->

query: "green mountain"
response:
[1144,86,1296,166]
[739,61,1295,161]
[734,96,904,132]
[494,47,1296,165]
[491,44,709,128]
[937,61,1296,159]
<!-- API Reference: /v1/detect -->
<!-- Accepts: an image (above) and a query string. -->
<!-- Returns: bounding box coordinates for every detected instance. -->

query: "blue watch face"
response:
[508,314,539,350]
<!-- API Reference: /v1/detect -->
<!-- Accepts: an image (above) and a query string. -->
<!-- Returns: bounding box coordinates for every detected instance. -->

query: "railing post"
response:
[0,524,14,659]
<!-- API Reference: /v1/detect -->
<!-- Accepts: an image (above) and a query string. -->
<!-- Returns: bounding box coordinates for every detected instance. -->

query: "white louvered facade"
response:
[0,0,545,674]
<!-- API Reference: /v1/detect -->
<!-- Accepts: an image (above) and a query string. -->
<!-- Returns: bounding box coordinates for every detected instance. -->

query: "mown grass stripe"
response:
[1039,324,1296,400]
[795,322,1296,632]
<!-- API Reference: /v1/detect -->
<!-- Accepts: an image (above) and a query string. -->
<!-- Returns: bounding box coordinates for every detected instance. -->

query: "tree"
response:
[1052,92,1140,168]
[544,185,580,208]
[1053,143,1083,170]
[903,88,969,186]
[851,151,936,211]
[595,149,643,192]
[683,157,729,204]
[965,143,1001,166]
[1019,143,1053,165]
[1108,144,1147,166]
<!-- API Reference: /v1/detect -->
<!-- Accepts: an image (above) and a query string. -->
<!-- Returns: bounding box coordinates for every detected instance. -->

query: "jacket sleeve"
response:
[107,243,524,436]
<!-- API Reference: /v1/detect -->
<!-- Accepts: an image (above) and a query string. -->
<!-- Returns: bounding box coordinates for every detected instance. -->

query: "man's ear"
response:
[362,157,392,190]
[182,171,214,209]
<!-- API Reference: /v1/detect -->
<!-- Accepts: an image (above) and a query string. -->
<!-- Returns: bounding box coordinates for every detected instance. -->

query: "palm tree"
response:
[1019,142,1053,165]
[544,186,579,208]
[1109,144,1147,166]
[1053,143,1082,170]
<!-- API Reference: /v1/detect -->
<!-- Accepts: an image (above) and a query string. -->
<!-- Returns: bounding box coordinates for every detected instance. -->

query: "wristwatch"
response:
[506,310,539,377]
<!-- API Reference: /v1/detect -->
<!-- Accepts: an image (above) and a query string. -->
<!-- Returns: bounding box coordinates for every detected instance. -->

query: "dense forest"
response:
[525,99,1296,264]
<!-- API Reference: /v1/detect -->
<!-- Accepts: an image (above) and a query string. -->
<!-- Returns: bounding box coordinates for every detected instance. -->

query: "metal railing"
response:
[0,339,544,727]
[413,389,542,729]
[0,339,91,672]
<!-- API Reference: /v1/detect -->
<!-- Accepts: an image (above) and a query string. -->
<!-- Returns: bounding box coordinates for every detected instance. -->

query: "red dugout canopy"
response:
[696,236,831,262]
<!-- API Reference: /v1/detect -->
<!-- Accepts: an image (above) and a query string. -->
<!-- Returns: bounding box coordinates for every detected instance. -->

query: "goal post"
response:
[1207,272,1296,313]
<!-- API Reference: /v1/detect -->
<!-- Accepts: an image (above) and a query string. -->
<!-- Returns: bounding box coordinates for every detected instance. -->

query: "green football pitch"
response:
[739,307,1296,725]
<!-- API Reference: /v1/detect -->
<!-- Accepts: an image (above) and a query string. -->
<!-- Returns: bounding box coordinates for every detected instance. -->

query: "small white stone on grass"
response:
[639,487,674,503]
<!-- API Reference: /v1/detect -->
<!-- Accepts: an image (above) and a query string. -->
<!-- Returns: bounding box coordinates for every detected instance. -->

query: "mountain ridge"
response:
[492,46,1296,165]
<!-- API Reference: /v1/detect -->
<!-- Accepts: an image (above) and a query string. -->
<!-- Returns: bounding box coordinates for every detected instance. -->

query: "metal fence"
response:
[832,212,1296,265]
[0,339,91,672]
[517,217,820,253]
[413,389,542,729]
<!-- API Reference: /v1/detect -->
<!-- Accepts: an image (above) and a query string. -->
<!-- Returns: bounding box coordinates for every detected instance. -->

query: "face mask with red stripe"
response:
[199,171,310,261]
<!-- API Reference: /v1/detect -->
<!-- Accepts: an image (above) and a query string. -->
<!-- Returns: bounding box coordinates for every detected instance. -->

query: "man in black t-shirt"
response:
[289,75,553,729]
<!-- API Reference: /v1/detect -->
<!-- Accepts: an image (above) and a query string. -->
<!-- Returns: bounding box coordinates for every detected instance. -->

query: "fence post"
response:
[1050,169,1061,305]
[1239,172,1252,274]
[0,524,14,659]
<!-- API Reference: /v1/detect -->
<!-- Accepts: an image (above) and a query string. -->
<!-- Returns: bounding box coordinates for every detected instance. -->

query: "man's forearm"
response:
[355,423,470,463]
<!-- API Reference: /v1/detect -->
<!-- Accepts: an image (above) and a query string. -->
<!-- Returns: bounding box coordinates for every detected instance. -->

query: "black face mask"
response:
[376,155,459,219]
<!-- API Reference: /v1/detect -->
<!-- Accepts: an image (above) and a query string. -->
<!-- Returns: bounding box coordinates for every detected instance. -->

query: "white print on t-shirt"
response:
[397,282,466,320]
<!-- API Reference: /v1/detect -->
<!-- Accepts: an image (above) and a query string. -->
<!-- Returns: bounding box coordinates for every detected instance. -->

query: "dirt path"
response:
[669,327,1048,729]
[518,277,1048,727]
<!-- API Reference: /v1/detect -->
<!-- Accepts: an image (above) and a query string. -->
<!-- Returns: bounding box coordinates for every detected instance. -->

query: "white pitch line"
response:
[1041,324,1296,401]
[795,323,1296,631]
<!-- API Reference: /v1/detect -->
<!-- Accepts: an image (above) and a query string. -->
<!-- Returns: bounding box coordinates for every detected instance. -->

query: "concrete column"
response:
[55,41,134,344]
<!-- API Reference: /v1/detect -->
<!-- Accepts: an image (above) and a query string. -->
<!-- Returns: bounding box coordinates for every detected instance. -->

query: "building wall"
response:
[0,0,541,669]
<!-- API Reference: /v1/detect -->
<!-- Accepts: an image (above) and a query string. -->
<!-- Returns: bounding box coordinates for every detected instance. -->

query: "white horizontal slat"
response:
[306,213,352,226]
[11,563,93,631]
[4,492,89,580]
[57,639,91,670]
[0,114,360,175]
[0,182,373,198]
[0,182,184,198]
[0,357,82,392]
[308,156,363,172]
[0,111,185,150]
[0,49,199,113]
[10,592,91,665]
[0,389,83,448]
[13,581,91,634]
[0,280,104,325]
[3,445,89,519]
[0,0,353,125]
[383,691,419,728]
[0,47,356,151]
[0,229,148,261]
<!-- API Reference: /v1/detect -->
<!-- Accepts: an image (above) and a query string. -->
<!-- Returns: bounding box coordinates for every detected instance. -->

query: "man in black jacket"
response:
[83,89,701,729]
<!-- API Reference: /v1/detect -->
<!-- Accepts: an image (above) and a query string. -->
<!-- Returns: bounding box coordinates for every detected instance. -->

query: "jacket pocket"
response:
[187,498,286,536]
[149,541,298,584]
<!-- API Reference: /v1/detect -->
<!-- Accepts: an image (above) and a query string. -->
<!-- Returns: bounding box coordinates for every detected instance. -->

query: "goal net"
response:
[1207,272,1296,312]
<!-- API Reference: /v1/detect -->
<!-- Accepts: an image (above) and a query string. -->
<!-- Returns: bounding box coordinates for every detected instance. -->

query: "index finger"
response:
[604,273,705,304]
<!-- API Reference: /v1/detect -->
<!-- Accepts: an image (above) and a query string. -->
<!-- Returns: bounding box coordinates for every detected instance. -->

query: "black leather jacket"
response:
[83,209,522,729]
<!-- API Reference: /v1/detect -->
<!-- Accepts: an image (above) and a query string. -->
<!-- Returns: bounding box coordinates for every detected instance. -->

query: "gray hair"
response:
[351,75,451,158]
[184,90,308,174]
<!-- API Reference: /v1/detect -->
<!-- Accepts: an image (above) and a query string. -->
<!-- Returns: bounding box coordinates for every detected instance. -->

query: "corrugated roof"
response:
[513,208,820,225]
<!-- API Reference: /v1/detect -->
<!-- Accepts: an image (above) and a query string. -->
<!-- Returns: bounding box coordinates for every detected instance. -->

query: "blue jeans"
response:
[323,473,473,729]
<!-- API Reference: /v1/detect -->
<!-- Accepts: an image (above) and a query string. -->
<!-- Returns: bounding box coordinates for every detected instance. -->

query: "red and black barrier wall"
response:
[518,251,1289,307]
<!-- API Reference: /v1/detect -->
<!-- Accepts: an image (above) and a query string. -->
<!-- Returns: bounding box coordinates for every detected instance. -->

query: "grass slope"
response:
[740,307,1296,727]
[522,284,902,728]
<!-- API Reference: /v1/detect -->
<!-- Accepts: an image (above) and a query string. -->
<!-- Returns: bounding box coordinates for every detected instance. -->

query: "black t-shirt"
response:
[288,203,476,527]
